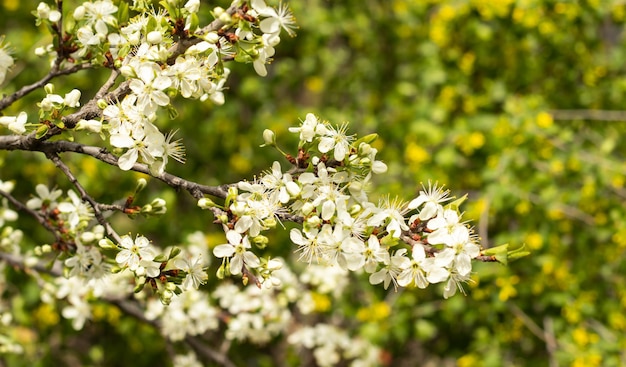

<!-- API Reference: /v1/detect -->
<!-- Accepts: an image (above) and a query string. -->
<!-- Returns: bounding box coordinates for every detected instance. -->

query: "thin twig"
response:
[0,188,62,242]
[0,63,92,112]
[46,152,123,244]
[543,316,559,367]
[507,301,547,342]
[549,109,626,121]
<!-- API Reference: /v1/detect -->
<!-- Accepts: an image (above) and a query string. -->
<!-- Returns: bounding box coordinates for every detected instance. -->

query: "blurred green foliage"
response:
[2,0,626,366]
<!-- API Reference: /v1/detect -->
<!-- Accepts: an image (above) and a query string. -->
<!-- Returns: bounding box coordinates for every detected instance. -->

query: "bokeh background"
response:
[2,0,626,366]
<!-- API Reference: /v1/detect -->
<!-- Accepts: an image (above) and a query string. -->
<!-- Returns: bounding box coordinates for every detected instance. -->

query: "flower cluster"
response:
[288,324,381,367]
[205,113,482,298]
[25,0,297,174]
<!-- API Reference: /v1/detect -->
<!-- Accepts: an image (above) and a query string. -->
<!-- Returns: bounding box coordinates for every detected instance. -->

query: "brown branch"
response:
[0,188,63,243]
[0,136,229,200]
[549,109,626,121]
[46,152,123,244]
[0,63,92,112]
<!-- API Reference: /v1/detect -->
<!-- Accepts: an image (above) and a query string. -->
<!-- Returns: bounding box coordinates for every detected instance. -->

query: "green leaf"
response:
[35,124,49,139]
[168,247,181,260]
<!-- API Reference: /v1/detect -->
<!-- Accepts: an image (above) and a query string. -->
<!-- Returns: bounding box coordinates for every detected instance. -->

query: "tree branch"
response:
[0,135,229,199]
[46,152,123,244]
[0,63,92,112]
[0,188,63,244]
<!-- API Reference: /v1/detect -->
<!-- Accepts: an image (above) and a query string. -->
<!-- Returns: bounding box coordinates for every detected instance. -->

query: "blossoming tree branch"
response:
[0,0,527,365]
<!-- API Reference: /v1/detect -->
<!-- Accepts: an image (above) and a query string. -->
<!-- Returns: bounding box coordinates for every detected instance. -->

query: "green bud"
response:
[153,254,168,262]
[168,247,182,260]
[380,234,399,247]
[197,197,215,209]
[481,243,508,256]
[35,124,49,139]
[263,217,277,229]
[44,83,55,94]
[99,238,118,250]
[507,244,530,262]
[216,262,225,279]
[134,281,146,293]
[135,178,147,193]
[97,98,109,109]
[252,235,269,249]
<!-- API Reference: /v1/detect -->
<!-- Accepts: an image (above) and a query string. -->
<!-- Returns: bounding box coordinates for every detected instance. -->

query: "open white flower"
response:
[251,0,297,37]
[213,231,260,275]
[318,123,354,162]
[115,234,155,271]
[175,256,208,290]
[27,184,62,210]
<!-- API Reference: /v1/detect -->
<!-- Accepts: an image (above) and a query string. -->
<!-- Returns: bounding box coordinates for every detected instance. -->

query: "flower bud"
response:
[99,238,118,250]
[135,266,146,277]
[184,0,200,13]
[64,89,81,108]
[262,129,275,146]
[205,32,219,44]
[96,98,109,109]
[263,217,277,228]
[358,142,372,156]
[252,235,269,249]
[147,31,163,45]
[151,198,166,208]
[197,197,215,209]
[372,160,388,174]
[36,2,50,19]
[306,215,321,227]
[80,231,96,243]
[349,204,362,216]
[44,83,54,94]
[73,5,85,20]
[301,202,315,216]
[216,262,226,279]
[161,290,173,302]
[213,6,224,16]
[218,12,232,24]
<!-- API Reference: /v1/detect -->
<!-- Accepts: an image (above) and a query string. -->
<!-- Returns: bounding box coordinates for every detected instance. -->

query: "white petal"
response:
[117,149,138,170]
[213,244,235,258]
